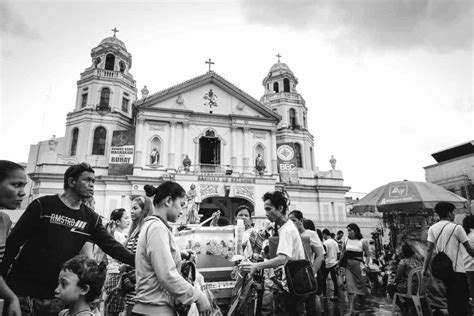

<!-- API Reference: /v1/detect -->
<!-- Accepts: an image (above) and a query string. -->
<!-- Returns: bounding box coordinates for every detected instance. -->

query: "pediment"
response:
[136,72,280,120]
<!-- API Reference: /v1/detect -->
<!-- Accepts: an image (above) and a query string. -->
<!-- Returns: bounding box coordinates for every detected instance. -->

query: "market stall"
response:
[174,225,239,310]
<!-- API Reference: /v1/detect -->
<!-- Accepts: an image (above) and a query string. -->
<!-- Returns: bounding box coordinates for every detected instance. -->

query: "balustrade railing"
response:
[176,164,265,177]
[81,69,136,87]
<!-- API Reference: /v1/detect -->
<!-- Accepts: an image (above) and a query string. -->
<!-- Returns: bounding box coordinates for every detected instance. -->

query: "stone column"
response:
[135,117,145,168]
[231,126,237,168]
[168,121,177,170]
[194,138,199,168]
[270,129,277,175]
[182,122,189,161]
[242,127,250,173]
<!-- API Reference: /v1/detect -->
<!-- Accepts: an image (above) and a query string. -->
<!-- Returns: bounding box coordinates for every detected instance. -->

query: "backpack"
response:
[431,222,459,282]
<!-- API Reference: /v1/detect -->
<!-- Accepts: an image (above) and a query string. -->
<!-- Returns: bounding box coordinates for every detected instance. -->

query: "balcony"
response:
[81,68,136,88]
[175,164,268,178]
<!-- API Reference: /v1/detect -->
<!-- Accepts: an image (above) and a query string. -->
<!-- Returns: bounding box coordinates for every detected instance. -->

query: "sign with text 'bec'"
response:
[276,142,299,184]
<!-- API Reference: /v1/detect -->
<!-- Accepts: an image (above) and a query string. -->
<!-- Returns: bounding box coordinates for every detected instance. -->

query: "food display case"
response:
[174,226,237,308]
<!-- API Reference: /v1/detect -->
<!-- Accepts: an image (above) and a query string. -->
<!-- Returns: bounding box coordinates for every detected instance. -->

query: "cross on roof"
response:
[205,58,215,72]
[111,27,119,37]
[276,53,282,63]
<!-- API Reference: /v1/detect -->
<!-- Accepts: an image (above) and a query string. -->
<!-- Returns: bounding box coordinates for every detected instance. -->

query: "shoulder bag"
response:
[284,233,318,296]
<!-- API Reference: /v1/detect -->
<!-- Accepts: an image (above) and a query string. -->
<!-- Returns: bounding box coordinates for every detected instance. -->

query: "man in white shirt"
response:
[322,229,340,300]
[241,191,307,315]
[423,202,474,316]
[289,210,324,315]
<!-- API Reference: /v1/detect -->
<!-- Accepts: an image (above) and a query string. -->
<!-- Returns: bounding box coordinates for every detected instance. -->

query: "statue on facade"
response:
[255,154,266,176]
[141,85,149,99]
[48,135,58,152]
[183,155,191,172]
[150,148,159,165]
[186,184,200,224]
[329,155,337,170]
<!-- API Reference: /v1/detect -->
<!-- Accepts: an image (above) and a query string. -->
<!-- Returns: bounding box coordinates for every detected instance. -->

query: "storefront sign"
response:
[108,129,135,175]
[276,143,299,183]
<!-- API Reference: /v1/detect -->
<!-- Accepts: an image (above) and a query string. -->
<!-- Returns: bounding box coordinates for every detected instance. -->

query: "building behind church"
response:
[24,33,381,234]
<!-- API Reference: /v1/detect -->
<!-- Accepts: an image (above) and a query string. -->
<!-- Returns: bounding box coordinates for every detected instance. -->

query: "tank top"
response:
[345,238,363,252]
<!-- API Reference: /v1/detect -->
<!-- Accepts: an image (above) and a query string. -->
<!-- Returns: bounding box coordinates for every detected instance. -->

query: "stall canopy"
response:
[352,180,468,213]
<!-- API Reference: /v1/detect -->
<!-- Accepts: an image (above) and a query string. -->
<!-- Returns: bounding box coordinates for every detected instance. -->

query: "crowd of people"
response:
[0,159,473,316]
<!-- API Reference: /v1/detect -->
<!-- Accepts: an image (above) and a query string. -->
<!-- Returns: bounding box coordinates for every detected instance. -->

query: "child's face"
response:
[55,269,87,305]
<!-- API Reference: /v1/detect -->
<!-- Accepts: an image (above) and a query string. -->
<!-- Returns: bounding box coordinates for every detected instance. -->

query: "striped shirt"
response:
[124,231,139,306]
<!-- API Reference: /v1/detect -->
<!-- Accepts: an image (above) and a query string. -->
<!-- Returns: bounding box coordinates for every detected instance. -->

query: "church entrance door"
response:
[199,132,220,172]
[199,197,253,225]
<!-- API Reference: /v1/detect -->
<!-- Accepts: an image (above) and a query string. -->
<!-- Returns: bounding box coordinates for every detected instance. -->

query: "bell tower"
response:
[65,28,137,167]
[261,56,317,174]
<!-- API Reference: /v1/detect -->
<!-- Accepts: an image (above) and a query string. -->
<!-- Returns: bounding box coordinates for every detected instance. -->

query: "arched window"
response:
[105,54,115,71]
[289,108,297,127]
[294,143,303,168]
[273,82,279,93]
[303,113,307,128]
[70,128,79,156]
[283,78,290,92]
[100,88,110,108]
[205,130,215,137]
[92,126,107,155]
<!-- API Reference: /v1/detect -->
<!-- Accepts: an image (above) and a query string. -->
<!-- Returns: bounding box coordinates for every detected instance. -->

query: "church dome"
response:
[270,62,290,72]
[99,36,127,50]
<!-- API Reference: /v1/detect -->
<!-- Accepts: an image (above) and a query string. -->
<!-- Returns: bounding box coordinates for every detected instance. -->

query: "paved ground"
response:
[319,294,398,316]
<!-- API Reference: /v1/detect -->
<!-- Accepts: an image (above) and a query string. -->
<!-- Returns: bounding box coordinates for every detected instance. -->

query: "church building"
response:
[25,32,380,232]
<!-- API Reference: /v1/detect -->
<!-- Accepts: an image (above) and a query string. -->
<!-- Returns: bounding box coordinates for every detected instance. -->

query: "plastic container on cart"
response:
[175,226,235,282]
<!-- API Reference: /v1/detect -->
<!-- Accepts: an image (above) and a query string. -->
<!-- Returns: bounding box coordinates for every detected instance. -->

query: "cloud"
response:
[0,2,41,40]
[240,0,473,53]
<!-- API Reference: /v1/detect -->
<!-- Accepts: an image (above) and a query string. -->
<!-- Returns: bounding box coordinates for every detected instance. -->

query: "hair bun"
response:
[144,184,158,197]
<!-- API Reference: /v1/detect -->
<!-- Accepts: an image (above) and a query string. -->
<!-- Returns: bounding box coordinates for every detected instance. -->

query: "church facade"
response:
[25,33,380,233]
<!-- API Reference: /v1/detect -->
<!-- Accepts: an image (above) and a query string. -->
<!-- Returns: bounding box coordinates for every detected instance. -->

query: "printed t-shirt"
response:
[427,220,468,273]
[0,195,134,298]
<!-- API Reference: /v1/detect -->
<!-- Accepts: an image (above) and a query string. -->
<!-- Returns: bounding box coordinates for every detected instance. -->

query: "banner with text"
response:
[108,129,135,175]
[276,143,299,184]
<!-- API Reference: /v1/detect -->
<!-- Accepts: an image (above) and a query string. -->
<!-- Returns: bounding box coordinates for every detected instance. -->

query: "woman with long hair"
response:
[0,160,27,315]
[133,181,210,315]
[104,208,130,316]
[122,196,152,315]
[340,223,370,314]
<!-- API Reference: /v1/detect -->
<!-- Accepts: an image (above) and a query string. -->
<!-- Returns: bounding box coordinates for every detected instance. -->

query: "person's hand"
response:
[239,262,258,276]
[195,292,211,316]
[7,296,21,316]
[119,264,129,273]
[211,210,221,219]
[181,249,196,261]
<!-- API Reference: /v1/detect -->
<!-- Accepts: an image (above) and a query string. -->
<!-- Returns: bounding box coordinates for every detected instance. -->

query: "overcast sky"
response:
[0,0,472,195]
